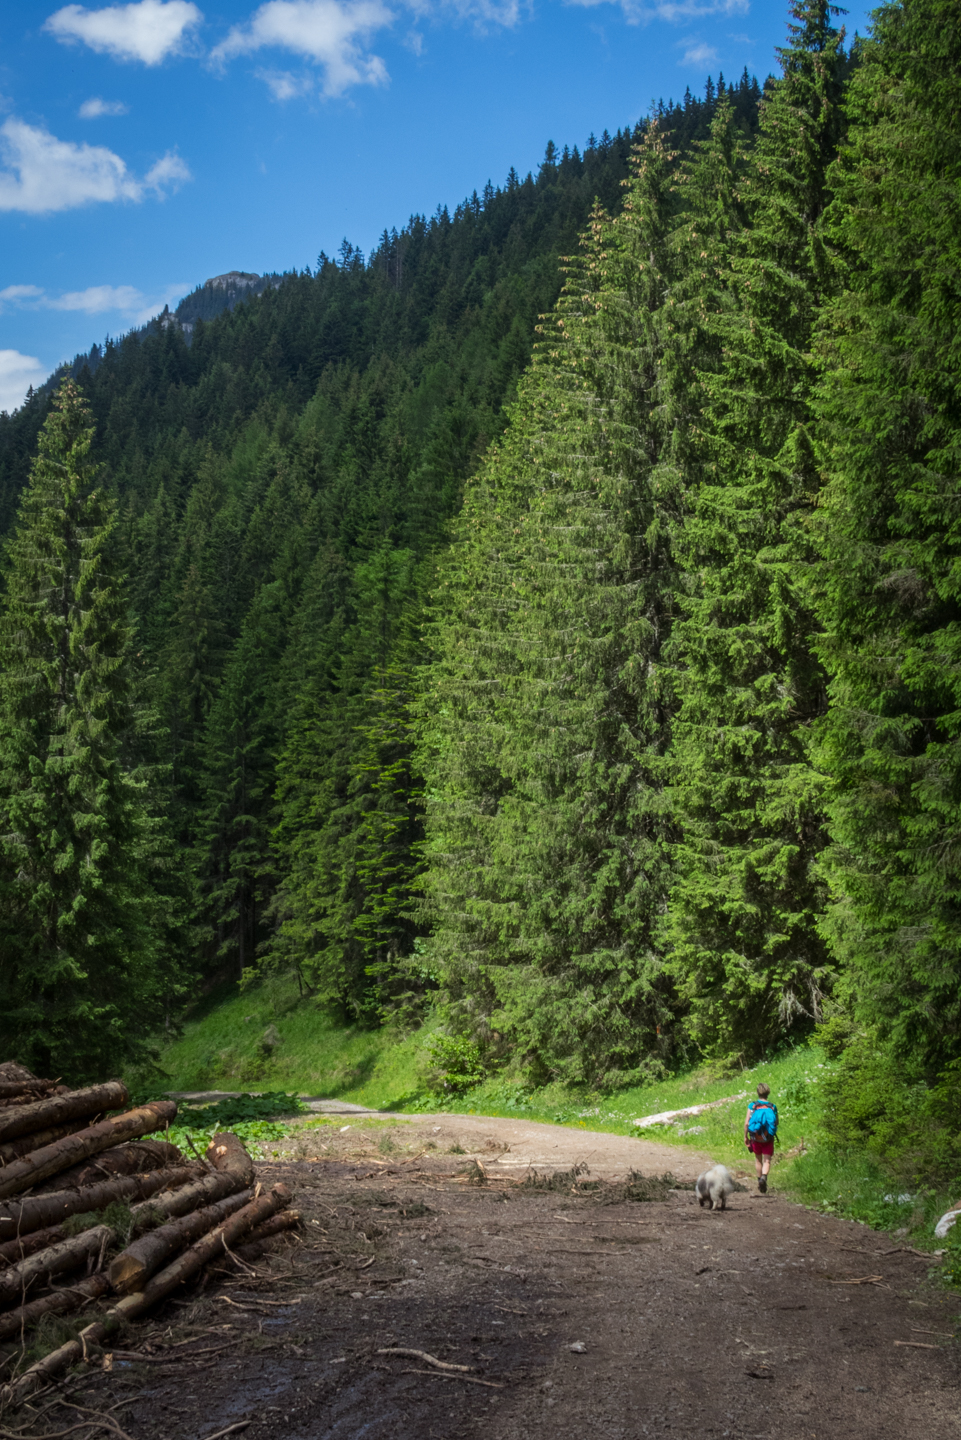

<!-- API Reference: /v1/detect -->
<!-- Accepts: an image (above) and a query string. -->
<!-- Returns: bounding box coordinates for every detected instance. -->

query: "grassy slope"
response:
[148,976,958,1255]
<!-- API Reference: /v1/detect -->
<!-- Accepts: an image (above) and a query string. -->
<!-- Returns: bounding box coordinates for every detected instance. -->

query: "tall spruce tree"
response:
[812,0,961,1074]
[665,1,848,1057]
[0,382,176,1078]
[421,129,682,1085]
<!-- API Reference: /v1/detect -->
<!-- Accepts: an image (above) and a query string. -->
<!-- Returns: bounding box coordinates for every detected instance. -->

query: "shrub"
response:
[425,1035,487,1094]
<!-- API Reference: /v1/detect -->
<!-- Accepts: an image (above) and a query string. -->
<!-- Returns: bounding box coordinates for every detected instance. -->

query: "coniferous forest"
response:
[0,1,959,1158]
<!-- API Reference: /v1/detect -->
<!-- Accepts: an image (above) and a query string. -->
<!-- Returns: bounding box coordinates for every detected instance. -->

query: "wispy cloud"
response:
[211,0,392,98]
[0,280,189,326]
[256,67,315,99]
[407,0,523,26]
[0,118,190,214]
[681,40,718,64]
[79,97,130,117]
[45,0,203,65]
[0,351,48,414]
[0,285,45,304]
[564,0,748,22]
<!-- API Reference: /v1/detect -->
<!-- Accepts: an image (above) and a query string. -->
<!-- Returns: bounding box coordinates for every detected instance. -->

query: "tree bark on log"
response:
[205,1132,256,1187]
[108,1189,253,1293]
[0,1064,43,1088]
[233,1209,301,1261]
[0,1161,204,1239]
[0,1183,291,1408]
[0,1082,130,1145]
[128,1168,249,1234]
[38,1140,183,1192]
[0,1102,178,1201]
[0,1123,89,1165]
[0,1225,67,1267]
[0,1224,112,1307]
[0,1273,110,1342]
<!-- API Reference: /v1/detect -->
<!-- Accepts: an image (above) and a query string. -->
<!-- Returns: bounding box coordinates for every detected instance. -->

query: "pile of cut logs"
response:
[0,1061,298,1410]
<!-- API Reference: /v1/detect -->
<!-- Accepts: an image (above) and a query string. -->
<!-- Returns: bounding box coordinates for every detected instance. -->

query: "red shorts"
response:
[748,1139,774,1157]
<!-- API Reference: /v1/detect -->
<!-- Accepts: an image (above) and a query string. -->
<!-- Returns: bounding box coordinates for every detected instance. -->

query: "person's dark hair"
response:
[756,1083,770,1099]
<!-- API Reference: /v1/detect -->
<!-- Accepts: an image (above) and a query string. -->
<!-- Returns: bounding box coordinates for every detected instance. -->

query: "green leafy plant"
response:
[425,1035,487,1094]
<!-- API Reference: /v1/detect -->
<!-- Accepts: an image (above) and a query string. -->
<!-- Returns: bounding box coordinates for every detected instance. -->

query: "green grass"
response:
[141,972,434,1109]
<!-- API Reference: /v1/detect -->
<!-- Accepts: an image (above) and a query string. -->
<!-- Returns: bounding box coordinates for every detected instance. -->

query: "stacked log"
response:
[0,1063,299,1410]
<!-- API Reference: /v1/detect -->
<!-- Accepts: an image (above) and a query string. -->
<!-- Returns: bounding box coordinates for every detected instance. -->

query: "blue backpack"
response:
[747,1100,778,1143]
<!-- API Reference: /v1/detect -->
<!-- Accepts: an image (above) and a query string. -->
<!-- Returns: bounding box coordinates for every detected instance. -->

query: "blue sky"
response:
[1,0,873,411]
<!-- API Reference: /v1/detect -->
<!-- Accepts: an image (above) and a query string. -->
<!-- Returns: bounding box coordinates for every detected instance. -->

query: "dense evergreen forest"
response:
[1,1,959,1158]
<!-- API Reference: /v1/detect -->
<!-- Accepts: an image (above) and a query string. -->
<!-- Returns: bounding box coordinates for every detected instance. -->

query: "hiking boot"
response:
[758,1175,767,1194]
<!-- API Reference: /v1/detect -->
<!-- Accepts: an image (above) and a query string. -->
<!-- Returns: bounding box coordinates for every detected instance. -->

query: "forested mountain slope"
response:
[0,77,762,1075]
[3,0,960,1185]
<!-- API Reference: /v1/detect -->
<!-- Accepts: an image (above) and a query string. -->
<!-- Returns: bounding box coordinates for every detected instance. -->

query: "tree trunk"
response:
[0,1183,291,1408]
[0,1161,204,1239]
[128,1168,250,1235]
[38,1139,183,1191]
[206,1131,256,1187]
[0,1273,110,1342]
[0,1102,177,1200]
[0,1081,60,1103]
[0,1081,130,1145]
[0,1122,90,1165]
[233,1209,301,1260]
[108,1189,253,1293]
[0,1224,67,1267]
[0,1223,112,1308]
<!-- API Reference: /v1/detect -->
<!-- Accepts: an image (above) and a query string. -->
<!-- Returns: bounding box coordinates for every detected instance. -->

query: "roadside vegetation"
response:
[146,975,961,1265]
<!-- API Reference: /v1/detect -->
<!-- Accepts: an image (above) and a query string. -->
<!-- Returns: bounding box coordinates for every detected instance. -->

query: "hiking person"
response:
[744,1083,778,1193]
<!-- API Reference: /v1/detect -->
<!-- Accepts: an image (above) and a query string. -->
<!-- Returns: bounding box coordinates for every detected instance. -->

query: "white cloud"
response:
[79,96,130,117]
[256,67,314,99]
[212,0,392,97]
[406,0,522,24]
[44,0,202,65]
[144,151,191,191]
[681,41,718,64]
[564,0,748,21]
[0,351,48,415]
[0,281,189,326]
[0,118,190,214]
[0,284,44,305]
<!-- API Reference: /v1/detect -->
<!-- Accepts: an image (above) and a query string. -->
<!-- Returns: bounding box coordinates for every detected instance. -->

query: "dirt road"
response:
[19,1112,959,1440]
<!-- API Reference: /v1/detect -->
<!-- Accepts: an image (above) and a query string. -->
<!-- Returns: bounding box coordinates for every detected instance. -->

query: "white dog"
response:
[696,1164,735,1211]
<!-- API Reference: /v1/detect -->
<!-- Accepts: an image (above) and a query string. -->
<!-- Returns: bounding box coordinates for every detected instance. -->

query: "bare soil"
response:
[7,1113,958,1440]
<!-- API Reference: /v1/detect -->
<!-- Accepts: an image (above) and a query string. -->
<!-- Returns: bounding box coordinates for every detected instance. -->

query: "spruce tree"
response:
[0,382,174,1078]
[421,129,682,1085]
[812,0,961,1074]
[665,2,848,1057]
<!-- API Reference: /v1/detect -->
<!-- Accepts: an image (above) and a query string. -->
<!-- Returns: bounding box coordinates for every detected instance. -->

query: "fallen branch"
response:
[0,1084,129,1147]
[826,1275,887,1286]
[893,1340,939,1349]
[199,1424,251,1440]
[0,1103,178,1201]
[399,1369,504,1388]
[375,1347,472,1373]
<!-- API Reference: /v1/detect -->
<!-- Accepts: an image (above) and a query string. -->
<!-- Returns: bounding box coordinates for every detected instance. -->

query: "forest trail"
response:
[41,1113,958,1440]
